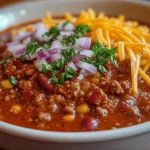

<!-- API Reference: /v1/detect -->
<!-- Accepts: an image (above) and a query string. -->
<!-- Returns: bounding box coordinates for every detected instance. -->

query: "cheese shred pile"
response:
[12,9,150,94]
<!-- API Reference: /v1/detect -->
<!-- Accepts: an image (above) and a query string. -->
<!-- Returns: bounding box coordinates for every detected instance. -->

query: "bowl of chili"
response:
[0,0,150,150]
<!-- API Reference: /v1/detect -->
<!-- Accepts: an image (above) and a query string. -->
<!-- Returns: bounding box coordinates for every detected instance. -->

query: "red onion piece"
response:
[36,48,50,58]
[6,41,19,47]
[34,59,47,71]
[45,56,51,62]
[72,54,86,63]
[23,37,31,45]
[80,50,94,57]
[67,61,78,71]
[26,53,38,60]
[79,69,90,76]
[8,44,26,57]
[12,31,33,42]
[76,60,97,74]
[48,48,59,55]
[34,23,48,42]
[57,35,63,41]
[57,22,63,30]
[83,37,91,49]
[74,37,91,50]
[63,23,75,31]
[51,40,62,49]
[60,31,74,37]
[50,53,61,61]
[15,48,25,55]
[77,74,84,80]
[81,117,98,131]
[37,49,46,57]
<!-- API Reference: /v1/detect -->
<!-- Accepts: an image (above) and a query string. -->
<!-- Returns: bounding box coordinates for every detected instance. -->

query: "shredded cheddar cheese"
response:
[11,9,150,94]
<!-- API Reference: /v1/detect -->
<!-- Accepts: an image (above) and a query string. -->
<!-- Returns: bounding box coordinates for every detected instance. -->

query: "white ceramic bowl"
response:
[0,0,150,150]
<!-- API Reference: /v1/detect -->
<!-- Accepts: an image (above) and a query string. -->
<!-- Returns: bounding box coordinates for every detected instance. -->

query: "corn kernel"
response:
[1,80,13,89]
[77,103,90,114]
[94,72,101,78]
[63,114,75,121]
[19,27,26,32]
[27,25,35,31]
[11,105,22,114]
[11,29,17,35]
[91,78,99,83]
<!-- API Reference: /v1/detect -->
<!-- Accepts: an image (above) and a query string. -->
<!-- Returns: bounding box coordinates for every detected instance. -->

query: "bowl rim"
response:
[0,0,150,143]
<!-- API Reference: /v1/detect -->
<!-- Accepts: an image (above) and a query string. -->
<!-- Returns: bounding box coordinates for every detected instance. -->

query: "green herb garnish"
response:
[21,42,39,59]
[62,20,71,27]
[0,56,11,65]
[9,76,17,85]
[61,24,91,46]
[82,41,117,73]
[62,48,79,62]
[75,24,91,36]
[45,26,60,44]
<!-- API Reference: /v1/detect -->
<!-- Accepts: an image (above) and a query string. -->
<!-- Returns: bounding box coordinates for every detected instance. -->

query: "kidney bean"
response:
[88,89,108,105]
[23,89,34,97]
[37,74,52,92]
[88,90,101,105]
[81,117,98,131]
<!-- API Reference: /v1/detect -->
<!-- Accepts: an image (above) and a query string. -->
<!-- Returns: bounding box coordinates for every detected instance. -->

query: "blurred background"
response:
[0,0,149,8]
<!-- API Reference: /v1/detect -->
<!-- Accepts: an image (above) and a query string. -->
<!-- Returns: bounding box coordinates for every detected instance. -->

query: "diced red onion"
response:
[79,69,90,76]
[36,48,49,58]
[6,41,19,47]
[12,31,33,42]
[57,22,63,30]
[83,37,91,49]
[77,74,84,80]
[67,61,78,71]
[51,40,62,49]
[60,31,74,37]
[80,50,94,57]
[37,50,46,58]
[34,23,48,42]
[50,53,61,61]
[76,61,97,74]
[48,48,59,55]
[26,53,38,60]
[63,23,75,31]
[34,58,47,71]
[57,35,63,41]
[15,48,25,55]
[72,54,86,63]
[23,37,31,45]
[74,37,91,50]
[45,56,51,62]
[8,44,26,57]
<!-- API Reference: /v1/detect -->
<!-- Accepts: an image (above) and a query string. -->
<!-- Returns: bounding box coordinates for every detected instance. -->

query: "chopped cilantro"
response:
[0,56,11,65]
[45,26,60,44]
[61,24,91,46]
[75,24,91,36]
[82,41,117,73]
[62,20,71,27]
[21,42,39,59]
[9,76,17,85]
[62,48,79,62]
